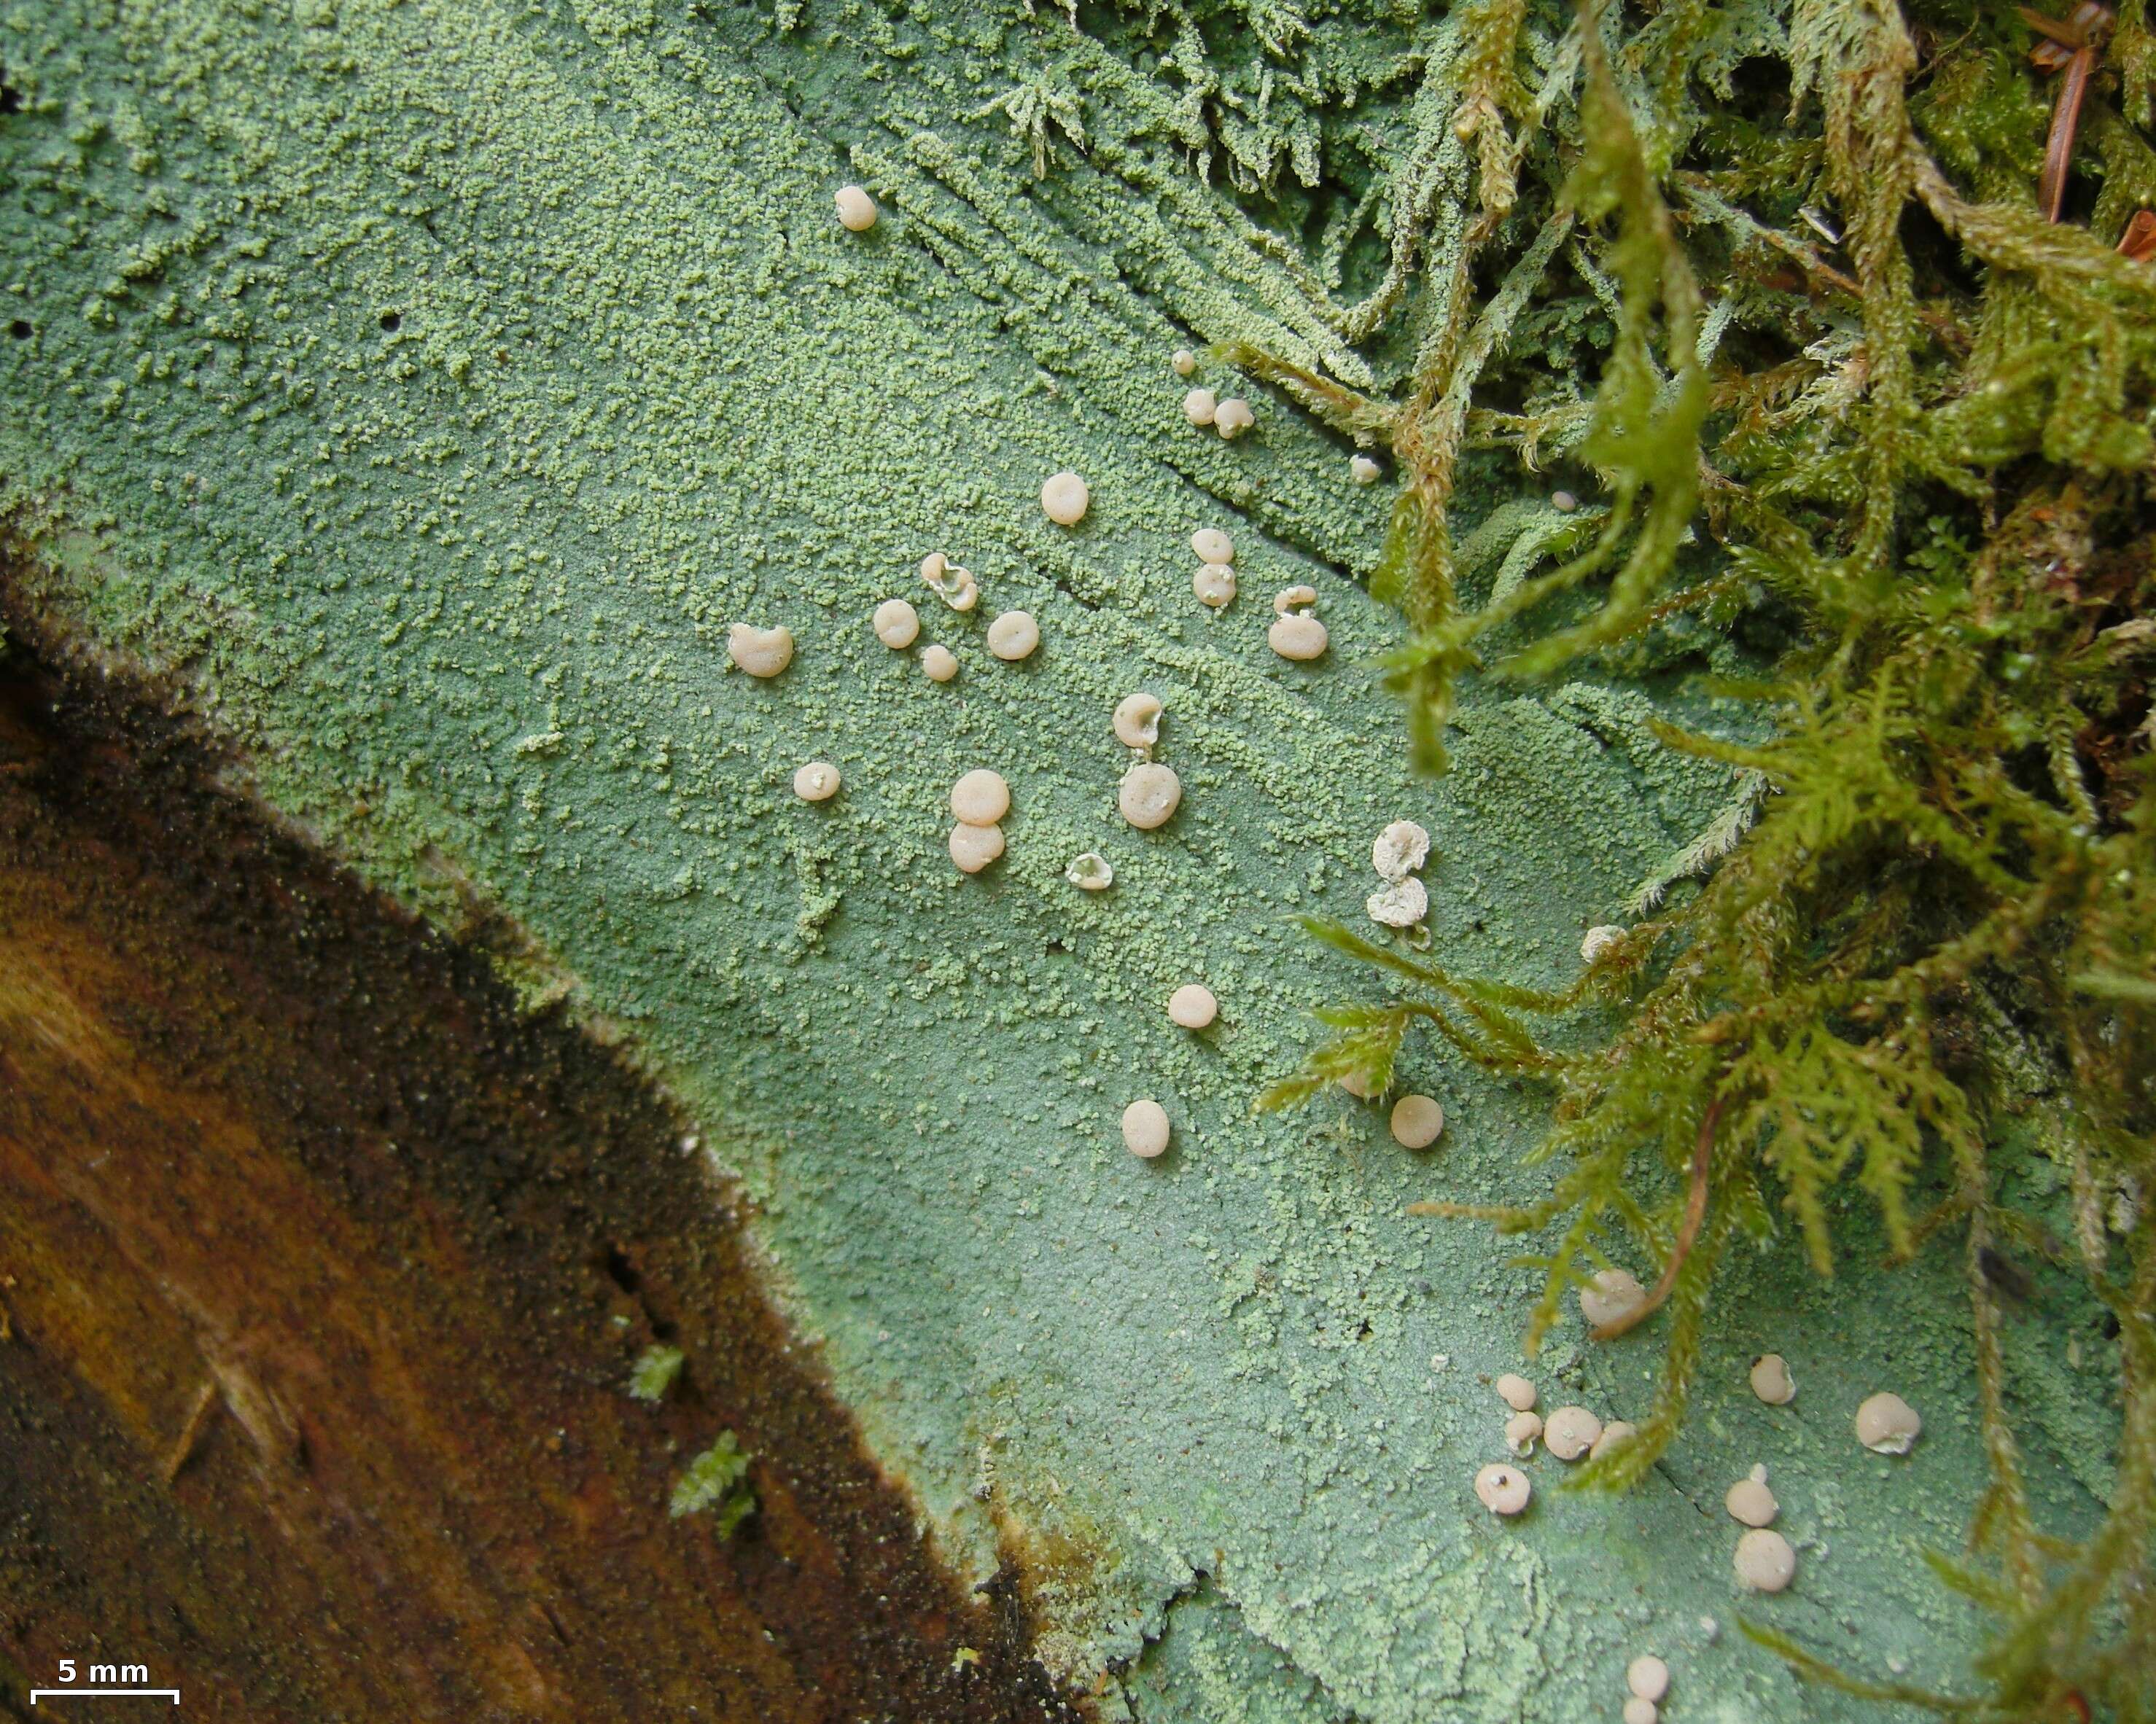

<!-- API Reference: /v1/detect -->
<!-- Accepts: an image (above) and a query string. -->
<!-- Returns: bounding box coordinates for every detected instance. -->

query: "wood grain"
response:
[0,627,1076,1724]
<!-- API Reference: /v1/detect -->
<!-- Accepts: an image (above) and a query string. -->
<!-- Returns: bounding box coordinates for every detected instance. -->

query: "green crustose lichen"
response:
[1,0,2142,1717]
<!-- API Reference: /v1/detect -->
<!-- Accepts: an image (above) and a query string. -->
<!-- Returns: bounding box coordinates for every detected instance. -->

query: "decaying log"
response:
[0,633,1074,1723]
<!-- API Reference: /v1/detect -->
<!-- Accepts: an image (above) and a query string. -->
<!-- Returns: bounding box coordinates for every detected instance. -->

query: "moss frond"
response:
[670,1430,757,1535]
[1233,0,2156,1704]
[628,1343,686,1403]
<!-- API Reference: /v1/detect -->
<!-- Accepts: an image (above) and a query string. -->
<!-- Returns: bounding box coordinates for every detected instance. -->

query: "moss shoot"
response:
[670,1431,757,1537]
[1258,0,2155,1712]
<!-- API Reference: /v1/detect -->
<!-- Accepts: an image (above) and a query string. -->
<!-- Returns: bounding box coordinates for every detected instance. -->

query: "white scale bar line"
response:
[29,1690,180,1703]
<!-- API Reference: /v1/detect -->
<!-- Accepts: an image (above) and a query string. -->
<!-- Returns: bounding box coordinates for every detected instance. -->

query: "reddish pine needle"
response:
[2022,3,2114,222]
[1592,1096,1724,1341]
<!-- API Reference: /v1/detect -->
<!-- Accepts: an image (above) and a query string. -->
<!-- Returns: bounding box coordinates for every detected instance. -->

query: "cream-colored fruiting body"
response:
[834,184,878,230]
[920,553,978,612]
[1040,469,1090,526]
[949,822,1005,874]
[922,644,959,683]
[1495,1373,1538,1413]
[1579,1267,1647,1329]
[1366,877,1428,929]
[793,761,841,803]
[1373,819,1431,881]
[1581,924,1625,963]
[1475,1463,1531,1516]
[1856,1392,1923,1454]
[1336,1069,1376,1100]
[1504,1411,1543,1456]
[1121,1099,1171,1159]
[1726,1467,1779,1528]
[1067,851,1114,891]
[1390,1093,1444,1150]
[1168,983,1218,1029]
[1544,1405,1603,1461]
[1273,583,1318,615]
[728,623,795,678]
[987,611,1040,661]
[1350,453,1382,485]
[1269,613,1328,661]
[1118,762,1182,830]
[1750,1354,1797,1405]
[1170,347,1196,376]
[1191,527,1234,565]
[1623,1698,1658,1724]
[1627,1655,1670,1704]
[1552,489,1579,512]
[1183,387,1218,426]
[1589,1419,1638,1459]
[1214,397,1255,439]
[1113,693,1163,749]
[1734,1529,1797,1592]
[1193,563,1237,608]
[950,769,1011,827]
[873,598,920,649]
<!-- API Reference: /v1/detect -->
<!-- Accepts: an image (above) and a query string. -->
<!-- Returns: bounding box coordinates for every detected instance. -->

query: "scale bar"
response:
[29,1690,179,1704]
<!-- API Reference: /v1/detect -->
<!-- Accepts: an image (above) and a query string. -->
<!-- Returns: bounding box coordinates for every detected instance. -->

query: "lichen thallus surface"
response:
[9,0,2146,1706]
[1227,0,2156,1708]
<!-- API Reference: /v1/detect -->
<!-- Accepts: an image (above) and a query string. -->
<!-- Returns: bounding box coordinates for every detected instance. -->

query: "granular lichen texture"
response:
[0,2,2133,1720]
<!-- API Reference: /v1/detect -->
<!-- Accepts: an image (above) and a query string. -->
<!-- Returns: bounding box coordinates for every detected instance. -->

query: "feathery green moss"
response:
[670,1431,756,1535]
[629,1343,686,1404]
[1255,0,2156,1712]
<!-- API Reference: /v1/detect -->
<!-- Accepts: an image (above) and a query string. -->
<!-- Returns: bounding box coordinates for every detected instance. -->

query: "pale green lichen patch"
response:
[0,2,2115,1720]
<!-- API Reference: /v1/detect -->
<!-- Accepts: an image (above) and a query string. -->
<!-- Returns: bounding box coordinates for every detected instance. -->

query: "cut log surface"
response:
[0,4,2112,1717]
[0,647,1076,1723]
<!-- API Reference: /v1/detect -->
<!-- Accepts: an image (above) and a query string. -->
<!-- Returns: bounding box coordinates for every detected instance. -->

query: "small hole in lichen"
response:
[7,320,29,340]
[379,311,402,332]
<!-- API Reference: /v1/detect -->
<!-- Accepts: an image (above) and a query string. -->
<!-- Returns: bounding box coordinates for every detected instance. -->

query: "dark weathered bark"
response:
[0,618,1075,1724]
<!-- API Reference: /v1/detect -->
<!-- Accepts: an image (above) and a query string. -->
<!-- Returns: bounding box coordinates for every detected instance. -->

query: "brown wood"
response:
[0,619,1078,1724]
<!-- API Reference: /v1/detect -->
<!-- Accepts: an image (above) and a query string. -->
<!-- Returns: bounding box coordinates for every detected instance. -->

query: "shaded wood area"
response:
[0,612,1078,1724]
